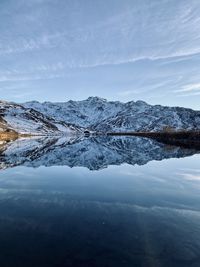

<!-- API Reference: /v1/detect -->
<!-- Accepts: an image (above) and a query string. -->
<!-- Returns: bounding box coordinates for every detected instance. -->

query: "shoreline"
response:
[107,131,200,149]
[1,130,200,150]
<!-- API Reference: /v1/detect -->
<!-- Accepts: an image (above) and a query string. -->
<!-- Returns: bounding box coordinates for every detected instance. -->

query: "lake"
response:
[0,136,200,267]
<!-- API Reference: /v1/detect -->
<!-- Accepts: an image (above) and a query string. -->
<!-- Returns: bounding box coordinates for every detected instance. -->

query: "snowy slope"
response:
[0,101,82,135]
[24,97,200,132]
[1,98,199,135]
[24,97,124,128]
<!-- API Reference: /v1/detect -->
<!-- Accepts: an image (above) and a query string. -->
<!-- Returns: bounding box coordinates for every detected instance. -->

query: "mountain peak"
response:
[2,98,199,135]
[86,96,107,102]
[135,100,148,106]
[22,98,200,133]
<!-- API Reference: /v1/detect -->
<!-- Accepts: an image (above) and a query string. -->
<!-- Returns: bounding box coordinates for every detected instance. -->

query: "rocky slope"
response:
[0,100,82,135]
[24,97,200,132]
[1,97,200,135]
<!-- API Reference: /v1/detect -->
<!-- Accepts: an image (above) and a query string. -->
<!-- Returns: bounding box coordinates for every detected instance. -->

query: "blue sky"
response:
[0,0,200,109]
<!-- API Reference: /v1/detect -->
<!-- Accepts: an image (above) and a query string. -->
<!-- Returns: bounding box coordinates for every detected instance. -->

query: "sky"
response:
[0,0,200,109]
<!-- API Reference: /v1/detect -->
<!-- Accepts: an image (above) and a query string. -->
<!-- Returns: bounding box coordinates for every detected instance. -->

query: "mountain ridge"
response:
[0,97,200,135]
[23,96,200,111]
[23,97,200,133]
[0,101,83,135]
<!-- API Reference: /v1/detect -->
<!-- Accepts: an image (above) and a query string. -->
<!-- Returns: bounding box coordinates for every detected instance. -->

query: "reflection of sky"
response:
[0,155,200,265]
[0,0,200,109]
[0,154,200,210]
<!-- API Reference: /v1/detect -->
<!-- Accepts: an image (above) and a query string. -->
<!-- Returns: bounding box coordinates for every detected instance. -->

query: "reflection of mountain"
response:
[0,136,198,171]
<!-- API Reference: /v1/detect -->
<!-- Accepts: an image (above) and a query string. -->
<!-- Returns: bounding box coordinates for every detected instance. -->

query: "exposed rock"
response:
[24,97,200,132]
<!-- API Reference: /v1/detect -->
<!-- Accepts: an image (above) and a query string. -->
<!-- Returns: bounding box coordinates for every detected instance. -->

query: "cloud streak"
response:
[0,0,199,108]
[1,0,200,68]
[177,83,200,92]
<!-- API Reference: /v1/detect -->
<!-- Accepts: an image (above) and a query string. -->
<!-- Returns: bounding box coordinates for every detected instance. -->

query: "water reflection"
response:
[0,137,200,266]
[0,136,198,170]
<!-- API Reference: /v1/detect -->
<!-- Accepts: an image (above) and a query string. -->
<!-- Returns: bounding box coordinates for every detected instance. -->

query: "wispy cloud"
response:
[1,0,200,68]
[0,62,66,83]
[0,0,199,107]
[176,83,200,92]
[174,82,200,97]
[178,92,200,97]
[117,90,138,97]
[0,73,64,82]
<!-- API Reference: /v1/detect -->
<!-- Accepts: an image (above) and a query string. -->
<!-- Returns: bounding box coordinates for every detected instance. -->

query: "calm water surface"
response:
[0,136,200,267]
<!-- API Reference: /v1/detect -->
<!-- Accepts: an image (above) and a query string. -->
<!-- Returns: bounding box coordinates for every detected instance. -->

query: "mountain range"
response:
[0,97,200,135]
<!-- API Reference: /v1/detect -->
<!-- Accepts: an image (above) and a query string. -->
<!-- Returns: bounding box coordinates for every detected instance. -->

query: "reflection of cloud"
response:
[179,168,200,173]
[180,173,200,181]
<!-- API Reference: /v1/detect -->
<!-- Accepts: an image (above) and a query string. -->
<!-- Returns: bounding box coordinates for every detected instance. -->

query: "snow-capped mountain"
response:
[1,97,200,135]
[0,100,82,135]
[23,97,124,129]
[0,136,196,171]
[24,97,200,132]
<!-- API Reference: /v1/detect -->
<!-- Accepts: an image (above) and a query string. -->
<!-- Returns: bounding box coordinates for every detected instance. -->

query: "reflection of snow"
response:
[0,136,197,171]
